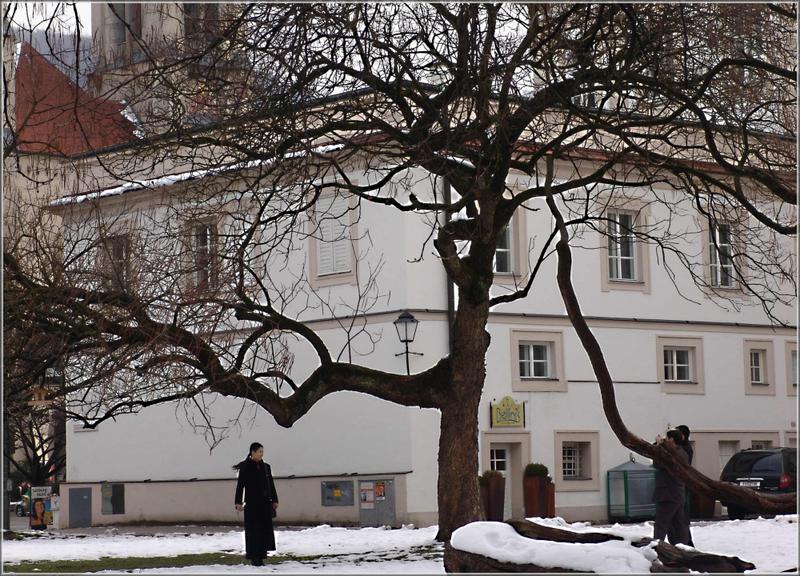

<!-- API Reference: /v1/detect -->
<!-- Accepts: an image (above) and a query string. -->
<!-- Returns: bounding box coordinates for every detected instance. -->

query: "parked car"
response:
[720,447,797,519]
[11,495,29,516]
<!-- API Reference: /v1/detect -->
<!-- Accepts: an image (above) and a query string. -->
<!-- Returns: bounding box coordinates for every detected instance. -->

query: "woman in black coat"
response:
[234,442,279,566]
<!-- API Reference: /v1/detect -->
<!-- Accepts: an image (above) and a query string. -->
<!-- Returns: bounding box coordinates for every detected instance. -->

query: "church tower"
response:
[89,3,233,130]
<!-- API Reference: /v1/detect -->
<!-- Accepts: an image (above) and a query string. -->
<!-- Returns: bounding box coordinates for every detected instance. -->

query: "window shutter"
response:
[316,195,351,276]
[317,223,335,276]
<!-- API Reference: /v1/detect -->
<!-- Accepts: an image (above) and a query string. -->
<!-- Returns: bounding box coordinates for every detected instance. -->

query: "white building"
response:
[26,4,799,528]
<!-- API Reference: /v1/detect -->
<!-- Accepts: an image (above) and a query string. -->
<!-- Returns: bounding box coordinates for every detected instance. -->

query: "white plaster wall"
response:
[480,319,796,515]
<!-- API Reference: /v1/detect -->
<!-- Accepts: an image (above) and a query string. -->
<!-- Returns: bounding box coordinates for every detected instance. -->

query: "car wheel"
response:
[727,505,747,520]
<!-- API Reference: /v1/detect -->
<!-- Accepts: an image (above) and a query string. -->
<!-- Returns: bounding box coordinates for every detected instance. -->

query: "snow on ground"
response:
[452,515,798,574]
[98,558,444,574]
[3,524,440,565]
[452,522,655,573]
[3,515,796,573]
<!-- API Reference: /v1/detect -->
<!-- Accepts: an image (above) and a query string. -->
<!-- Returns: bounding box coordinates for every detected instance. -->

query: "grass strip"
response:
[3,552,316,573]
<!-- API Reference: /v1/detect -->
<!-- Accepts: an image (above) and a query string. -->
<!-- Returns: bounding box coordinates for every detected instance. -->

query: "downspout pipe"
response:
[442,179,455,354]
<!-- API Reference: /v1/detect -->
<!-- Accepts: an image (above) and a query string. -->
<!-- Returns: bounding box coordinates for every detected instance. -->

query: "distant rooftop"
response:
[14,42,136,156]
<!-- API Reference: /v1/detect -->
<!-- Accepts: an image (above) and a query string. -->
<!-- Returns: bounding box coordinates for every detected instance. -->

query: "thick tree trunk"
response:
[436,274,492,541]
[436,395,483,541]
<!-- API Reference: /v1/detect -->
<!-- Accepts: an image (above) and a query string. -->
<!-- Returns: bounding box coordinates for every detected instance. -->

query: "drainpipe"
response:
[442,179,455,354]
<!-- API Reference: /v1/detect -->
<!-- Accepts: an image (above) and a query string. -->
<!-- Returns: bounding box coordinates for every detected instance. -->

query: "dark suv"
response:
[720,447,797,519]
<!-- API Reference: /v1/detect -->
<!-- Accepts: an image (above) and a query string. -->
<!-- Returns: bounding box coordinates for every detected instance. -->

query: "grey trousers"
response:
[654,499,690,545]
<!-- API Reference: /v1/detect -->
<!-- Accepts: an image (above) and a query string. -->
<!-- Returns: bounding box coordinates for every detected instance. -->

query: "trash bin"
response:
[607,459,656,522]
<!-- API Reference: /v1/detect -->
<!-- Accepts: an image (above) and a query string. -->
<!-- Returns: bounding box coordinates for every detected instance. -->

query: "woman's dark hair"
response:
[232,442,264,470]
[676,425,691,442]
[666,429,684,443]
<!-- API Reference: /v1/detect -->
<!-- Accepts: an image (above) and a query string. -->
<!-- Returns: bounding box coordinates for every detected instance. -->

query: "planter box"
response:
[689,490,716,519]
[481,476,505,521]
[523,476,555,518]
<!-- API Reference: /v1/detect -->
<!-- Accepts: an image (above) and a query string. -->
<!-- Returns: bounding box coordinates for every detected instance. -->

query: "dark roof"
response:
[14,42,136,156]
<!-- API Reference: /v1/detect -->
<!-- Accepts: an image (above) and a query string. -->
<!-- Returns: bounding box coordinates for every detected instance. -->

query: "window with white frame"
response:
[709,223,735,288]
[562,442,590,479]
[99,234,130,288]
[490,448,507,473]
[663,347,691,382]
[607,212,636,281]
[193,221,217,291]
[555,432,599,490]
[749,349,767,385]
[792,350,798,388]
[494,224,512,274]
[519,342,552,379]
[315,195,352,277]
[751,440,773,450]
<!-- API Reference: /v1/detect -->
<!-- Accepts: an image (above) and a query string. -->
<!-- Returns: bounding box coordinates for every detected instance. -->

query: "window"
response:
[99,234,130,288]
[571,91,600,109]
[744,340,774,396]
[663,348,691,382]
[193,221,217,291]
[511,331,566,392]
[555,431,599,491]
[709,223,735,288]
[561,442,589,479]
[492,210,528,282]
[310,194,355,285]
[656,336,705,394]
[108,3,127,46]
[719,440,740,474]
[107,4,142,61]
[608,212,635,281]
[490,448,507,473]
[519,343,551,379]
[600,202,650,293]
[750,350,766,385]
[184,3,220,43]
[786,342,797,397]
[751,440,773,450]
[101,483,125,515]
[494,224,512,274]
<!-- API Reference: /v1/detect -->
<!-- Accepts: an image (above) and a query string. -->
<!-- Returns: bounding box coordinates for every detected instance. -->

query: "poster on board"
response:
[29,486,53,530]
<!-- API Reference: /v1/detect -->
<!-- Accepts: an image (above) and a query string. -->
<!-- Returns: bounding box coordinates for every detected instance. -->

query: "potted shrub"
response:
[480,470,505,521]
[523,463,555,518]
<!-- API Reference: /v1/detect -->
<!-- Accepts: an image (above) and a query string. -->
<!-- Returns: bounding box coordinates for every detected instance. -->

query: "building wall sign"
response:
[321,481,354,506]
[490,396,524,428]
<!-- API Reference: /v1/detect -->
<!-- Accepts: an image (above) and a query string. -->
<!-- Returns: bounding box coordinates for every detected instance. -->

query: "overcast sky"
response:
[8,2,92,36]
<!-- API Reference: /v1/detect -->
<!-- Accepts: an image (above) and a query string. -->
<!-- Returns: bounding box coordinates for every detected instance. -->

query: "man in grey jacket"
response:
[653,429,690,545]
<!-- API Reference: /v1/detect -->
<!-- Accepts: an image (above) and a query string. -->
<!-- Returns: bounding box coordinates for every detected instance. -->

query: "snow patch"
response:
[450,522,654,573]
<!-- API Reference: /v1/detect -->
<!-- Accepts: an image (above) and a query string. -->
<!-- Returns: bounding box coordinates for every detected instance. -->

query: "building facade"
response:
[11,4,795,528]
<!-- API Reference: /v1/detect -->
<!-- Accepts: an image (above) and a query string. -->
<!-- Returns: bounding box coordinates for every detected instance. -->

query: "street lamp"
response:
[394,311,423,375]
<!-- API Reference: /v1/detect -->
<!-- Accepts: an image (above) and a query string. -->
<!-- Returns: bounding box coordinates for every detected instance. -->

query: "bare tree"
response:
[4,3,796,541]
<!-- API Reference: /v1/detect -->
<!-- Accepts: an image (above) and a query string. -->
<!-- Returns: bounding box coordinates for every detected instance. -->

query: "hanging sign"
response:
[491,396,524,428]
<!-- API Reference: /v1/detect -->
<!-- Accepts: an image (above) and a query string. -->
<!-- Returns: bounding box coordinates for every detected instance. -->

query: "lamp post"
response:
[394,311,423,375]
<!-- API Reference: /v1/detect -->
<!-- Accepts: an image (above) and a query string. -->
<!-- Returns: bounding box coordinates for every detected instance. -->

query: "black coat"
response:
[235,458,278,557]
[680,442,694,465]
[653,446,689,503]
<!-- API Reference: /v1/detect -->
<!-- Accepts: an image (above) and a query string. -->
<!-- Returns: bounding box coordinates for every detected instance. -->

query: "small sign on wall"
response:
[29,486,53,530]
[360,481,375,509]
[321,481,354,506]
[490,396,525,428]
